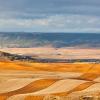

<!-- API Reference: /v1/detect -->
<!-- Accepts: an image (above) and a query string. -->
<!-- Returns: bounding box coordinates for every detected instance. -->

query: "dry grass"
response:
[25,96,44,100]
[0,79,58,99]
[0,60,100,100]
[0,96,8,100]
[0,61,100,73]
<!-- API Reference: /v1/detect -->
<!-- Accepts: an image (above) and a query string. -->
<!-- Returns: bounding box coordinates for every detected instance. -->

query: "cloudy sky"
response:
[0,0,100,32]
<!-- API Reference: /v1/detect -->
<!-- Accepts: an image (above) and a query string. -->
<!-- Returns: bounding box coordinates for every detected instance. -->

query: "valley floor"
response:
[1,47,100,59]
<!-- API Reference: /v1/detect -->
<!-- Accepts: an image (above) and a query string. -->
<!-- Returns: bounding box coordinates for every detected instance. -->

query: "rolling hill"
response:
[0,55,100,100]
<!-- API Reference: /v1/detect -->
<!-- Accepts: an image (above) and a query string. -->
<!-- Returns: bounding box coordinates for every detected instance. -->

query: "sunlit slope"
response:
[0,61,100,100]
[0,61,100,73]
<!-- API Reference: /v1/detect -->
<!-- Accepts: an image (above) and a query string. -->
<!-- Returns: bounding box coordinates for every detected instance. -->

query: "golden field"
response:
[0,60,100,100]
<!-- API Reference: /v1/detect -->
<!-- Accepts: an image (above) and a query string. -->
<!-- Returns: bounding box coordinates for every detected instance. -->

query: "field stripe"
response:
[94,77,100,82]
[81,83,100,92]
[54,81,95,96]
[7,79,86,100]
[66,83,100,99]
[0,78,41,93]
[32,79,86,95]
[78,73,100,81]
[0,79,58,100]
[77,63,100,81]
[8,80,94,100]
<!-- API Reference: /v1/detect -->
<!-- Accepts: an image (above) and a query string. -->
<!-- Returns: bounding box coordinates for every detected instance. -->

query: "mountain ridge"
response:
[0,32,100,48]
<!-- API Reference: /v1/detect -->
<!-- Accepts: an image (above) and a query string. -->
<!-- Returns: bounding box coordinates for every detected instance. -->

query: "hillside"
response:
[0,61,100,100]
[0,51,100,100]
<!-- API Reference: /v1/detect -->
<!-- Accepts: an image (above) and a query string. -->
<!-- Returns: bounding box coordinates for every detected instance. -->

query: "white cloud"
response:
[0,19,48,27]
[0,15,100,32]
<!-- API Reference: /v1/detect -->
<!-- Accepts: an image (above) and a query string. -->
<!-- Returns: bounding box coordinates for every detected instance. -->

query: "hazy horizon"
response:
[0,32,100,48]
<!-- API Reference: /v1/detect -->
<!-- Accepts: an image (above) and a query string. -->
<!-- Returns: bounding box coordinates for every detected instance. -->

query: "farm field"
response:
[0,61,100,100]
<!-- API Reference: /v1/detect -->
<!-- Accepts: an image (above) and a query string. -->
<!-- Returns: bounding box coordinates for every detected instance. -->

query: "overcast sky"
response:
[0,0,100,32]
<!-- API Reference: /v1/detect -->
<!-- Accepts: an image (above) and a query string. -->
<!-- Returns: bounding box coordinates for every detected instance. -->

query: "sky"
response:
[0,0,100,32]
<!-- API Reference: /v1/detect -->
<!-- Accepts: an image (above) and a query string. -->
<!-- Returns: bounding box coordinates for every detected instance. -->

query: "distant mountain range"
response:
[0,32,100,48]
